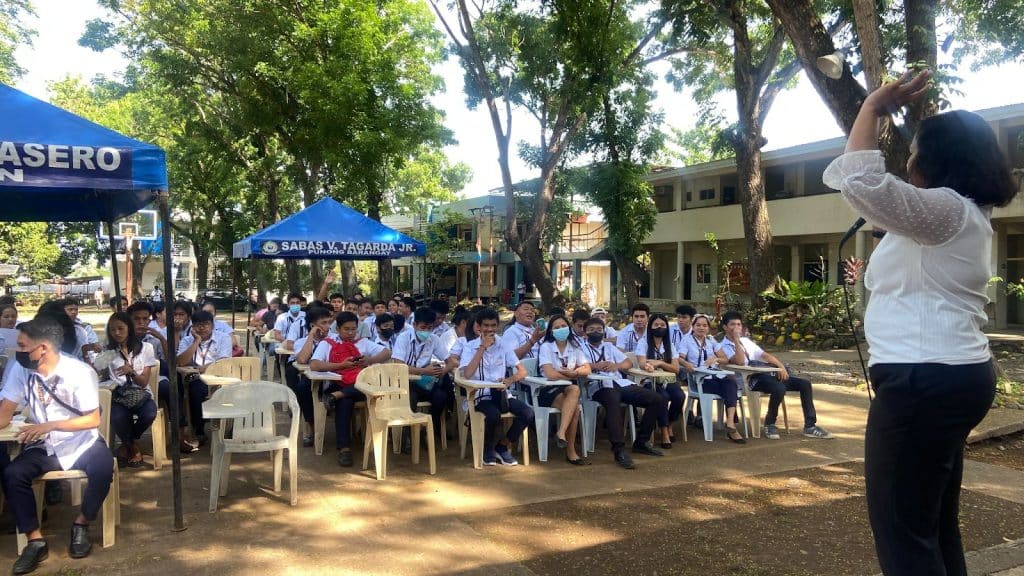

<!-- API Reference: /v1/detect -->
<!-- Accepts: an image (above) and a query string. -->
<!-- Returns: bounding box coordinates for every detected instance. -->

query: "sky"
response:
[13,1,1024,198]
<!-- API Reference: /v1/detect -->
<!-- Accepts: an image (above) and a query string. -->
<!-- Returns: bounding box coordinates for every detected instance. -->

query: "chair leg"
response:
[520,426,530,466]
[391,423,402,455]
[581,401,598,456]
[426,420,436,475]
[411,423,422,465]
[288,448,298,506]
[469,412,485,469]
[273,449,283,493]
[70,482,83,507]
[699,395,715,442]
[439,410,448,451]
[781,400,790,433]
[312,384,326,456]
[362,418,373,471]
[371,420,386,480]
[209,444,224,513]
[152,409,166,470]
[747,390,763,438]
[101,475,116,548]
[535,411,550,463]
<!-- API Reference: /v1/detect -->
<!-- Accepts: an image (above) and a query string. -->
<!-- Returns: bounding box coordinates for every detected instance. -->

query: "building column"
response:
[674,180,684,211]
[790,244,802,282]
[828,242,840,285]
[993,223,1007,329]
[675,241,685,301]
[572,260,582,294]
[855,230,868,312]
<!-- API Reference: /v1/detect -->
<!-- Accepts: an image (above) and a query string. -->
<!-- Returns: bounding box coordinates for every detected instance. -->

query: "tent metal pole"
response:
[245,259,255,355]
[158,194,186,532]
[230,260,237,340]
[106,219,123,313]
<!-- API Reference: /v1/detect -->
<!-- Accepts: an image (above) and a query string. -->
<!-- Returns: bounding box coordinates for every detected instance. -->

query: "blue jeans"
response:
[475,395,534,449]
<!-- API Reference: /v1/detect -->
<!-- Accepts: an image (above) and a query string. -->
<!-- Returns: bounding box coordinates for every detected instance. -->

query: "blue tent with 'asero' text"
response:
[232,197,426,260]
[0,83,167,222]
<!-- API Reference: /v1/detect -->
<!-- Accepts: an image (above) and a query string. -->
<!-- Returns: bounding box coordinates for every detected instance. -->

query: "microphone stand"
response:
[838,218,873,401]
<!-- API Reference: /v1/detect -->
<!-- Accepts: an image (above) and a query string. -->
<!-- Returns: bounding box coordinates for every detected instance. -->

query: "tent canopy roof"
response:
[0,83,167,223]
[233,198,426,260]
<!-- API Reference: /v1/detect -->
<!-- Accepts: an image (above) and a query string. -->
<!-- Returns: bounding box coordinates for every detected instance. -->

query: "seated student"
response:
[369,313,401,350]
[635,313,684,449]
[355,299,375,338]
[273,294,305,342]
[397,296,417,324]
[258,298,281,333]
[717,311,832,440]
[387,298,401,316]
[537,315,589,464]
[444,307,474,373]
[581,317,666,469]
[108,295,128,313]
[615,303,650,353]
[681,314,746,444]
[458,308,533,466]
[148,302,167,337]
[103,312,158,468]
[501,301,545,359]
[199,301,234,335]
[128,302,191,455]
[175,310,234,447]
[391,307,453,442]
[62,300,102,360]
[360,300,387,339]
[1,301,18,329]
[591,307,617,341]
[309,311,391,467]
[328,293,345,314]
[36,301,81,361]
[670,304,696,350]
[429,300,457,356]
[570,309,590,349]
[289,306,335,447]
[0,317,114,572]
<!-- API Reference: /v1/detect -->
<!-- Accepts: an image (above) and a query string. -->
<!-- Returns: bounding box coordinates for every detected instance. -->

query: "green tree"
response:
[0,0,32,83]
[663,104,733,166]
[0,222,59,287]
[412,210,472,298]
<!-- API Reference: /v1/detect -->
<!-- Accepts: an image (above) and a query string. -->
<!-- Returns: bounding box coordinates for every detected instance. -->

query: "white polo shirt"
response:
[1,354,102,470]
[433,323,457,357]
[448,336,467,362]
[285,317,311,343]
[615,324,645,353]
[176,331,233,367]
[273,311,305,338]
[682,334,721,367]
[634,338,671,362]
[108,342,159,395]
[716,336,765,366]
[213,319,234,335]
[670,326,692,356]
[538,341,588,373]
[500,322,541,359]
[580,341,632,394]
[458,338,519,400]
[392,331,444,368]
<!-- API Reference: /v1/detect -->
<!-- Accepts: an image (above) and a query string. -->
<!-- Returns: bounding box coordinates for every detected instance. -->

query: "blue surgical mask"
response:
[289,304,301,314]
[416,330,432,343]
[552,327,571,342]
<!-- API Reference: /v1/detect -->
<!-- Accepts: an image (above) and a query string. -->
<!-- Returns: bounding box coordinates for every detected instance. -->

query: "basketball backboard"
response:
[99,209,158,241]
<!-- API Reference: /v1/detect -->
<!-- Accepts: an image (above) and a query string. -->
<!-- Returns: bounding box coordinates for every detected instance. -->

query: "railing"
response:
[557,223,608,254]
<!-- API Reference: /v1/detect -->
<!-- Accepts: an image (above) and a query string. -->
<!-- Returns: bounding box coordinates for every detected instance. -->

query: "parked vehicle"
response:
[197,290,251,312]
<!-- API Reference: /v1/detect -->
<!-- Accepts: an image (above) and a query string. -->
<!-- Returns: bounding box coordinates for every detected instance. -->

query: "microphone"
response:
[839,217,867,251]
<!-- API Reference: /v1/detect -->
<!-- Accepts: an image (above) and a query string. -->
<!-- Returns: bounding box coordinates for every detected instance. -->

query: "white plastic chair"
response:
[206,381,299,512]
[358,364,437,480]
[519,358,584,463]
[306,371,366,457]
[17,389,119,553]
[148,368,167,470]
[683,370,749,442]
[453,372,530,469]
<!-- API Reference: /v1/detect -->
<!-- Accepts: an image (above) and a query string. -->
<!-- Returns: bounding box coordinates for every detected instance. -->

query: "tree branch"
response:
[758,56,802,125]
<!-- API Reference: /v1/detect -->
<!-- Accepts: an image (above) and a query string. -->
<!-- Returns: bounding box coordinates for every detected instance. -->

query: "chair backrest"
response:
[208,381,299,443]
[98,388,113,448]
[355,364,410,413]
[206,356,261,380]
[521,357,539,378]
[147,364,160,398]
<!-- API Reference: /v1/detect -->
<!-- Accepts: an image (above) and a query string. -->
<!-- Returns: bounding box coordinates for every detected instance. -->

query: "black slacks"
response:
[865,361,995,576]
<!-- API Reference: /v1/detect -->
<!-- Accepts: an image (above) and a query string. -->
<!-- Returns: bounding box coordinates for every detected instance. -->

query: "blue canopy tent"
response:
[232,197,426,260]
[0,83,186,530]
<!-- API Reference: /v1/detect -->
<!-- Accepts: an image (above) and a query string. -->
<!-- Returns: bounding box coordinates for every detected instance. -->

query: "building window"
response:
[458,225,474,243]
[695,263,712,284]
[698,188,715,201]
[653,185,675,212]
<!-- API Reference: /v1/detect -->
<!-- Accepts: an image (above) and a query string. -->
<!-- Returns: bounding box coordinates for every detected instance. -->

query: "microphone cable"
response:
[838,218,873,401]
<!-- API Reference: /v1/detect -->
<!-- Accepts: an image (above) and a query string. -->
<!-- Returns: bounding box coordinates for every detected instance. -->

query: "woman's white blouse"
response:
[824,150,992,366]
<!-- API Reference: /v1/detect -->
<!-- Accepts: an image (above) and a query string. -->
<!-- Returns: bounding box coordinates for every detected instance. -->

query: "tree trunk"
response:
[518,246,555,308]
[612,252,647,309]
[195,247,210,292]
[365,184,394,298]
[284,260,299,296]
[735,136,776,299]
[341,260,356,294]
[851,0,886,91]
[905,0,939,135]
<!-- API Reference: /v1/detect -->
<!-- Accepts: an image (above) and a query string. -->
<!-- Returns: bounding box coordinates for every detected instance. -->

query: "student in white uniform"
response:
[670,304,696,351]
[590,307,618,341]
[681,314,745,444]
[615,303,650,353]
[569,309,590,349]
[392,307,452,442]
[580,317,665,469]
[103,312,158,468]
[635,313,683,449]
[176,310,233,446]
[458,308,532,466]
[500,300,545,359]
[62,300,101,360]
[536,315,589,464]
[289,306,335,447]
[309,311,391,467]
[0,317,114,572]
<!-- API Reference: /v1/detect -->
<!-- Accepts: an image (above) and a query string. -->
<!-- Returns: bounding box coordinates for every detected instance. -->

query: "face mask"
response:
[289,304,301,314]
[587,332,604,345]
[15,349,39,371]
[552,327,571,342]
[378,329,394,340]
[416,330,432,343]
[649,327,667,338]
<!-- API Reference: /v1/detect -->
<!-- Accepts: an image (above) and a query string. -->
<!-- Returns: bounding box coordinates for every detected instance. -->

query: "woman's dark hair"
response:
[645,313,672,360]
[913,110,1018,207]
[106,312,143,356]
[543,314,577,346]
[36,300,77,355]
[17,316,64,352]
[306,306,334,326]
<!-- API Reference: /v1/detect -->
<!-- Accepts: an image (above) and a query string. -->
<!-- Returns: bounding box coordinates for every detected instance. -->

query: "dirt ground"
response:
[967,430,1024,472]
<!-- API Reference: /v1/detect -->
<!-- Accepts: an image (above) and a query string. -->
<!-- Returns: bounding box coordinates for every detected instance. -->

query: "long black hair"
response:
[543,314,579,347]
[644,313,673,361]
[106,311,143,356]
[913,110,1018,207]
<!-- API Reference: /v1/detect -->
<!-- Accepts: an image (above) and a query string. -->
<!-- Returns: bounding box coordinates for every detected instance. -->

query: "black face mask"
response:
[649,327,667,338]
[378,329,394,340]
[586,332,604,345]
[15,350,40,371]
